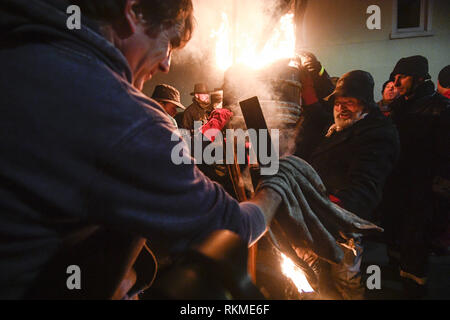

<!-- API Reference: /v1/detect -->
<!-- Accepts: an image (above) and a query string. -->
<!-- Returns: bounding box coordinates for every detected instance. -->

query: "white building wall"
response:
[302,0,450,101]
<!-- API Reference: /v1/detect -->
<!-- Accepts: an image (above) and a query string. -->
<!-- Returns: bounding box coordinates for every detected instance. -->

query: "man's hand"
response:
[297,51,334,101]
[297,51,323,76]
[248,187,282,228]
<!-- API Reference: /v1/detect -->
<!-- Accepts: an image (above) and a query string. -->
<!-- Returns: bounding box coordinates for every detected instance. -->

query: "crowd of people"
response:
[0,0,448,300]
[154,54,449,299]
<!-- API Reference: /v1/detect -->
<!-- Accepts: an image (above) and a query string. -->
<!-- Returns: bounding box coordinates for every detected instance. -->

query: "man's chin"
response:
[335,118,354,131]
[134,78,147,91]
[386,94,397,101]
[134,73,154,91]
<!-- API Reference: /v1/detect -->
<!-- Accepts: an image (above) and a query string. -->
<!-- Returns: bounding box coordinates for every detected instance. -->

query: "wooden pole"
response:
[226,136,257,284]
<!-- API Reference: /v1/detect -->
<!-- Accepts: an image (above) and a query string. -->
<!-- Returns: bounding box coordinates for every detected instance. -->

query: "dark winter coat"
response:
[387,81,450,200]
[0,0,265,299]
[380,81,450,276]
[295,103,400,220]
[181,100,214,130]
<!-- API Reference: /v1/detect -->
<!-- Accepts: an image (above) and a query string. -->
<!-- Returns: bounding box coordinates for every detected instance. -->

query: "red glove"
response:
[301,74,318,106]
[329,194,342,206]
[201,109,233,142]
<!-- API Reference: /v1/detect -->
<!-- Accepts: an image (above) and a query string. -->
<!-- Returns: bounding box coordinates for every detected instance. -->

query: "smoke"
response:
[171,0,302,157]
[174,0,288,67]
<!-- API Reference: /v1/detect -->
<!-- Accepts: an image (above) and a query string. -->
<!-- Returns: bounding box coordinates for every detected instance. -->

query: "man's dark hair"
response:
[71,0,195,48]
[438,65,450,88]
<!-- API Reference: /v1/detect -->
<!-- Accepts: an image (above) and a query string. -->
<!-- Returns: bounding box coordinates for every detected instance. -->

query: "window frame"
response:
[391,0,434,39]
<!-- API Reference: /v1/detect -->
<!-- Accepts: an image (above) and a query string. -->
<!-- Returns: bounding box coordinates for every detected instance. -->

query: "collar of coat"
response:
[390,80,450,119]
[325,113,369,138]
[390,81,435,112]
[312,108,389,156]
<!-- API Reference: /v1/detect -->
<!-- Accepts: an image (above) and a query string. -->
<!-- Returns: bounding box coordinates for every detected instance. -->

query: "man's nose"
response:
[394,77,401,87]
[335,104,344,112]
[159,53,172,73]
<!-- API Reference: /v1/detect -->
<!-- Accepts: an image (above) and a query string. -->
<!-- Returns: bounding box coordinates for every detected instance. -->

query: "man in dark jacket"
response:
[294,69,400,299]
[0,0,287,299]
[380,55,450,298]
[181,83,214,130]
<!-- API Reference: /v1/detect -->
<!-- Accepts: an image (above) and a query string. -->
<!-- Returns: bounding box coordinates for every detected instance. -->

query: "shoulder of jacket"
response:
[431,93,450,109]
[353,115,397,139]
[184,103,198,112]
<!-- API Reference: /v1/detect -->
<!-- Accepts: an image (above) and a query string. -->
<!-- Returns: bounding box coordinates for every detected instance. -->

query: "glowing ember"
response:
[280,253,314,293]
[211,13,296,70]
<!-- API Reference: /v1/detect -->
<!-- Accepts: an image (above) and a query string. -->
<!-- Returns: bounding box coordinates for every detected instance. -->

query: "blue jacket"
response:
[0,0,265,298]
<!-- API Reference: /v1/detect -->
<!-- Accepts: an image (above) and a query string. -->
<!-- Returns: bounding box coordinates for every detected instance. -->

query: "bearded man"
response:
[294,69,400,299]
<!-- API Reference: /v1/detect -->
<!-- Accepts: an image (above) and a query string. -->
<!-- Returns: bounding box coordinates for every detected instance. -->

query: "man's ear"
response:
[112,0,140,39]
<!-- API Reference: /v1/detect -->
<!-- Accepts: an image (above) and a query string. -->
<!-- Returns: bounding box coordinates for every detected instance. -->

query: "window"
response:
[391,0,434,39]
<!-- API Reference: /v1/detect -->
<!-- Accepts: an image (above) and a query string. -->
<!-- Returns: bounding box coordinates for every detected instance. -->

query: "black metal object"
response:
[142,230,265,300]
[239,96,277,167]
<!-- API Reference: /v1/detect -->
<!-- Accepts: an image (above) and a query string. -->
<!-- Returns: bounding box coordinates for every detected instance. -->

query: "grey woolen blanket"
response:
[256,156,383,264]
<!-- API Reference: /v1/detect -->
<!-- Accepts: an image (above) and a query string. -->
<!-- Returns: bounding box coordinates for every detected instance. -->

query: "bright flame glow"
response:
[210,12,233,71]
[280,253,314,293]
[211,13,296,70]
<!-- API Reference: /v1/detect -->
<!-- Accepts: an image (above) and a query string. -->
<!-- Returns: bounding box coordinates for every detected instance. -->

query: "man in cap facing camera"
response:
[295,69,400,299]
[389,55,432,98]
[181,83,213,130]
[380,56,450,299]
[151,84,186,127]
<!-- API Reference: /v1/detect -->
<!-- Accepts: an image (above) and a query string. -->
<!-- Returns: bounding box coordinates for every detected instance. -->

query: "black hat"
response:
[151,84,185,109]
[190,83,210,96]
[389,55,431,81]
[438,65,450,88]
[325,70,377,109]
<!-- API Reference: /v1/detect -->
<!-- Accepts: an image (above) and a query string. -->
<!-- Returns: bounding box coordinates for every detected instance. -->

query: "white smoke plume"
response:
[174,0,287,68]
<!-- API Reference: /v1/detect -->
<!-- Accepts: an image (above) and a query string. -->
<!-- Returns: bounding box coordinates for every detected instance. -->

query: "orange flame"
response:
[280,253,314,293]
[211,13,296,70]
